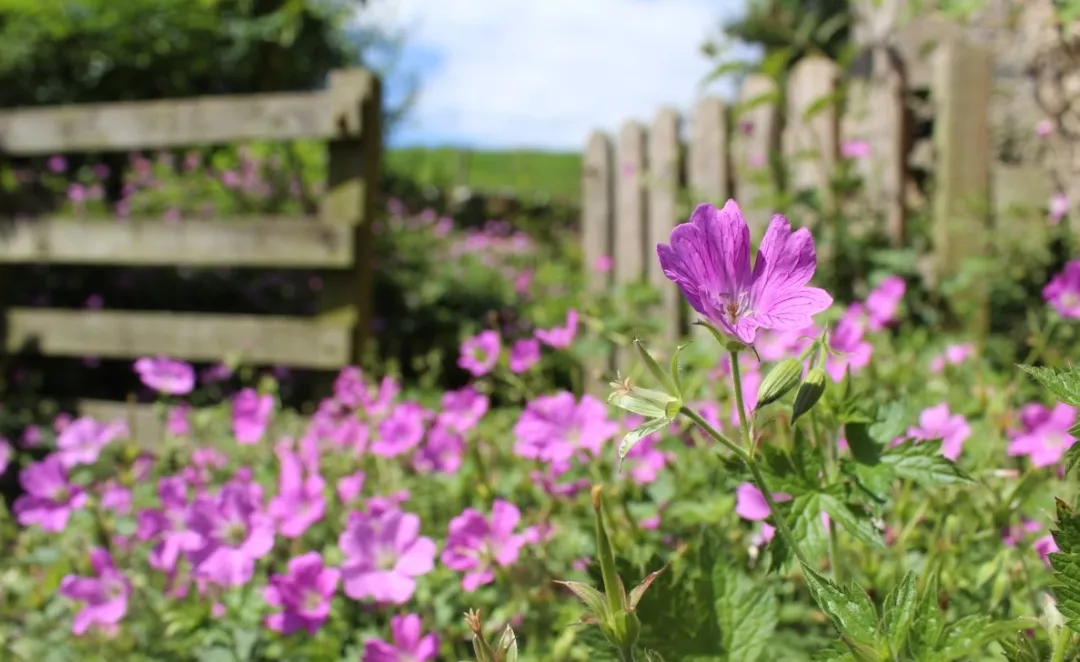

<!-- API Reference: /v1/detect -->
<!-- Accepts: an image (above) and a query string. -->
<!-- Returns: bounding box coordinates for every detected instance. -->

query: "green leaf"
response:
[713,563,778,662]
[936,616,1030,661]
[880,442,973,486]
[845,422,882,466]
[618,417,670,460]
[882,571,918,655]
[811,645,856,662]
[555,581,612,620]
[800,563,879,647]
[869,401,909,445]
[1066,441,1080,476]
[908,573,944,657]
[1019,364,1080,406]
[1049,499,1080,633]
[819,492,883,548]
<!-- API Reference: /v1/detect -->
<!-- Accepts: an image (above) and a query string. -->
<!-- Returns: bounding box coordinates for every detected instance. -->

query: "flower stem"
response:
[1051,625,1072,662]
[678,410,811,568]
[729,351,753,455]
[812,412,842,584]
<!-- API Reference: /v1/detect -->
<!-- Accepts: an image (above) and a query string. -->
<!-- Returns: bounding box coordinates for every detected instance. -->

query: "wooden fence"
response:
[580,31,1052,384]
[0,68,381,424]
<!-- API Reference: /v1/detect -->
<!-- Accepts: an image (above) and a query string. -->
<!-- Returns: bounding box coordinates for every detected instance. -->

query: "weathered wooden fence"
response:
[581,29,1047,386]
[0,68,381,424]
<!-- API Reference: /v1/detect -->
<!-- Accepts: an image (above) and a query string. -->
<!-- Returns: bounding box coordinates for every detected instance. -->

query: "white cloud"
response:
[356,0,755,150]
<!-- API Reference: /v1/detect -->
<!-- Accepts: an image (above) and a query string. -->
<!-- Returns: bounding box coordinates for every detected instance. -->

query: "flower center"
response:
[720,292,752,325]
[1062,293,1080,309]
[1048,433,1070,448]
[221,521,247,546]
[376,548,397,571]
[104,577,126,600]
[301,589,323,612]
[52,486,70,503]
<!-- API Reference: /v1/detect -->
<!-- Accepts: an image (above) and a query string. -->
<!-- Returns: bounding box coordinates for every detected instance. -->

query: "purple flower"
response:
[232,388,273,445]
[59,548,131,636]
[362,614,439,662]
[47,155,67,173]
[167,404,191,436]
[513,391,620,462]
[1035,534,1059,567]
[459,330,501,377]
[535,309,579,349]
[264,552,340,635]
[55,416,127,468]
[1037,119,1054,138]
[841,139,871,160]
[1044,260,1080,319]
[439,386,489,433]
[100,481,132,515]
[441,499,529,592]
[186,481,276,587]
[336,471,366,504]
[825,305,873,382]
[136,476,200,573]
[339,507,436,604]
[134,356,196,395]
[411,421,464,474]
[1002,518,1042,547]
[508,338,541,373]
[621,416,672,484]
[657,200,832,345]
[0,438,10,474]
[907,403,971,461]
[1008,403,1076,467]
[268,448,326,538]
[735,482,792,521]
[865,275,905,330]
[13,455,87,532]
[372,402,431,457]
[755,325,816,361]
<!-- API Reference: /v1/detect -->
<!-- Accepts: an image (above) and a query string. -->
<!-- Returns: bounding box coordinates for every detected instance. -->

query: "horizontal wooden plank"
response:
[0,69,374,154]
[8,309,352,369]
[0,216,355,267]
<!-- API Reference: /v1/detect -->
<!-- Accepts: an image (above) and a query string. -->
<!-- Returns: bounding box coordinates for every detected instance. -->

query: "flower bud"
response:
[608,379,679,420]
[755,358,803,411]
[792,367,827,424]
[464,609,497,662]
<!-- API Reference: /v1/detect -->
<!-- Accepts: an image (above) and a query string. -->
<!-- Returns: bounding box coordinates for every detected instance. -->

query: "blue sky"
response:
[355,0,758,151]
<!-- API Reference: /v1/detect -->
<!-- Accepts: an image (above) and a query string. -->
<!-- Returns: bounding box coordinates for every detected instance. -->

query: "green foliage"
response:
[385,148,582,201]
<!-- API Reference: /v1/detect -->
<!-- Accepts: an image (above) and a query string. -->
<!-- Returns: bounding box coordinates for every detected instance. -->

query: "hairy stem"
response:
[813,412,843,584]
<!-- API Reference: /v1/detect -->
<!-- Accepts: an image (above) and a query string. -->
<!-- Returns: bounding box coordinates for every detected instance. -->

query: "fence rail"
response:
[0,68,382,417]
[580,25,1041,388]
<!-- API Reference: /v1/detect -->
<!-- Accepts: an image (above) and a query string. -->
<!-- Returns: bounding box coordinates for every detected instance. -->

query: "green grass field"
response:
[386,147,581,202]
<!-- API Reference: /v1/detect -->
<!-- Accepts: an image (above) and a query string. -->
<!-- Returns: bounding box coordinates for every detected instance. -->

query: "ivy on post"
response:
[317,69,382,401]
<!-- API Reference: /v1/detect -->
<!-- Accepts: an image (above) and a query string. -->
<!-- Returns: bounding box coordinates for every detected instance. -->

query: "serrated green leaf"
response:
[811,645,856,662]
[555,580,611,620]
[1019,364,1080,407]
[713,563,778,662]
[936,616,1029,661]
[1049,499,1080,632]
[800,563,879,647]
[882,571,918,655]
[881,442,973,486]
[1066,442,1080,476]
[819,492,884,548]
[908,573,944,657]
[869,402,909,445]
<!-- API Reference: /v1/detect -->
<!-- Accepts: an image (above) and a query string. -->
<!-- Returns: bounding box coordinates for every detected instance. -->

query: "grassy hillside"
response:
[386,147,581,202]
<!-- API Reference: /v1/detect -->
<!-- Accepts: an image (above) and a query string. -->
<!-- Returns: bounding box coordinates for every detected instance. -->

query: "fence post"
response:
[581,130,614,394]
[614,120,648,372]
[319,69,381,376]
[647,108,682,349]
[688,96,730,206]
[732,74,780,234]
[931,38,992,335]
[784,56,841,205]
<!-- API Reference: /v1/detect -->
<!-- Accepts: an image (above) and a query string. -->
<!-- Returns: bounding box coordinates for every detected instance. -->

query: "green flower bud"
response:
[755,358,803,411]
[792,367,828,424]
[608,379,678,420]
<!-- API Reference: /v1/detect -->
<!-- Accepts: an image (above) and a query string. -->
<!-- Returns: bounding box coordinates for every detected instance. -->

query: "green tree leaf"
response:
[713,563,778,662]
[882,571,918,655]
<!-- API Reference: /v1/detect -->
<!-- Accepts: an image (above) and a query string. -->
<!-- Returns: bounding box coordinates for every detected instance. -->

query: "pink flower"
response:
[134,356,196,395]
[735,482,792,521]
[439,386,489,433]
[185,481,276,587]
[339,508,436,604]
[59,549,131,636]
[264,552,340,635]
[621,416,672,484]
[513,391,619,462]
[657,200,832,345]
[231,388,273,445]
[0,438,10,474]
[458,330,501,377]
[508,338,541,373]
[1034,534,1059,567]
[441,500,529,592]
[755,326,816,361]
[167,404,191,436]
[336,471,366,504]
[841,140,871,159]
[136,476,199,573]
[1036,119,1054,138]
[865,276,905,330]
[13,455,87,532]
[267,448,326,538]
[929,343,975,373]
[1002,518,1041,547]
[1044,260,1080,318]
[372,402,431,457]
[48,155,67,173]
[907,403,971,461]
[55,416,127,468]
[593,255,613,273]
[535,309,579,349]
[1050,193,1070,225]
[412,421,464,474]
[363,614,439,662]
[1008,403,1076,467]
[826,305,873,382]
